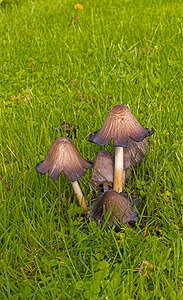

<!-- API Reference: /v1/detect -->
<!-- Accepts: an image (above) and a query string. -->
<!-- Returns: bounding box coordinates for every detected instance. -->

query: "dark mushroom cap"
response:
[36,137,93,182]
[92,190,138,226]
[92,150,113,186]
[111,138,150,169]
[92,150,130,189]
[123,138,150,169]
[88,104,154,147]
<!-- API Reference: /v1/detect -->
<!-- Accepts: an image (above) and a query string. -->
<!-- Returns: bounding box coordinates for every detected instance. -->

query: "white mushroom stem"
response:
[113,146,124,193]
[71,181,88,211]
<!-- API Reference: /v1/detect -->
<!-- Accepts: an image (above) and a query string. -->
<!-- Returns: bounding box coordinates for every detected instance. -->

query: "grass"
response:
[0,0,183,299]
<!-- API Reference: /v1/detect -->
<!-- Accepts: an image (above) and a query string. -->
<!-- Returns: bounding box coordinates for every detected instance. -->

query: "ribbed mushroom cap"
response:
[88,104,154,147]
[92,150,113,187]
[36,137,93,182]
[111,138,150,169]
[123,138,150,169]
[92,190,138,226]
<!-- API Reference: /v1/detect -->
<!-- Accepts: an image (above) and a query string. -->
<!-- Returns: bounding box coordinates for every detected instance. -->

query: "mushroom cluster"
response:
[36,104,154,228]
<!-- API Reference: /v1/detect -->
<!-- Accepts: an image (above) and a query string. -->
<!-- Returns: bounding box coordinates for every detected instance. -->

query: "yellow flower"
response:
[75,3,83,11]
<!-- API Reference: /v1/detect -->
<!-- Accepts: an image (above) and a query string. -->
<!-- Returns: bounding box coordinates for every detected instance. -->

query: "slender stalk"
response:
[113,146,124,193]
[123,170,126,187]
[71,181,88,211]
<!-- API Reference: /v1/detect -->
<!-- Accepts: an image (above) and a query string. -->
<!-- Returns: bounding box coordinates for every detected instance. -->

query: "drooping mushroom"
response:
[91,150,129,192]
[88,104,154,193]
[91,190,138,227]
[36,137,93,211]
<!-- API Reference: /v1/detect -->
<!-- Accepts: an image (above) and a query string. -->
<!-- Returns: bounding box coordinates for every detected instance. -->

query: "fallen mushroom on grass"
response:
[89,104,154,193]
[36,137,93,211]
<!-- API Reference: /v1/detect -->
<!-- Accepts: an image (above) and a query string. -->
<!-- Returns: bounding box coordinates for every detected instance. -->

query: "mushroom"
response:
[91,150,113,191]
[123,138,150,169]
[60,122,77,138]
[91,190,138,227]
[36,137,93,211]
[91,150,129,192]
[88,104,154,193]
[112,137,150,183]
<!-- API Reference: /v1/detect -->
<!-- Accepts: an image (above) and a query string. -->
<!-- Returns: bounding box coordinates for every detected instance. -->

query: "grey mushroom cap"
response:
[92,150,113,187]
[92,150,131,189]
[36,137,93,182]
[92,190,138,227]
[88,104,154,147]
[123,138,150,169]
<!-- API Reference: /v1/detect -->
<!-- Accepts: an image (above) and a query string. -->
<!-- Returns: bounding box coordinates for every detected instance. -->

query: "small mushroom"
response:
[88,104,154,193]
[91,190,138,227]
[36,137,93,211]
[60,122,77,138]
[92,150,113,191]
[91,150,129,192]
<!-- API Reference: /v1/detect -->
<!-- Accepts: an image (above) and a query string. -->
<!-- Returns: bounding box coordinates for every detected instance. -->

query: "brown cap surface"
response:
[92,150,131,190]
[36,137,93,182]
[92,190,138,226]
[88,104,154,147]
[92,150,113,186]
[123,138,150,169]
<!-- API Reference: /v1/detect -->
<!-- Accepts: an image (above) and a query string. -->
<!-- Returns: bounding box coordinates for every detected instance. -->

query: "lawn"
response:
[0,0,183,299]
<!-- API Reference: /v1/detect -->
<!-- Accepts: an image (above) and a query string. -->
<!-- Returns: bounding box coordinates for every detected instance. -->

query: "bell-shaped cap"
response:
[36,137,93,182]
[92,150,130,190]
[88,104,154,147]
[92,190,138,226]
[92,150,113,188]
[111,138,150,169]
[123,138,150,169]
